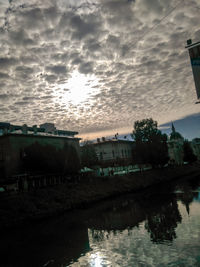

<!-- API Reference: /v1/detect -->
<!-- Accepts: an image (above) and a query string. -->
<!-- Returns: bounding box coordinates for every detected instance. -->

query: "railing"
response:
[0,173,81,194]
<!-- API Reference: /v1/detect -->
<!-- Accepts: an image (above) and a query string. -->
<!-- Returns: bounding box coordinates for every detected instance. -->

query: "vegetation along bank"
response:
[0,163,200,229]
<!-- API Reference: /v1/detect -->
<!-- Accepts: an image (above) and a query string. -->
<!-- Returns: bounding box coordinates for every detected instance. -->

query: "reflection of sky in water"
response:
[69,201,200,267]
[194,191,200,202]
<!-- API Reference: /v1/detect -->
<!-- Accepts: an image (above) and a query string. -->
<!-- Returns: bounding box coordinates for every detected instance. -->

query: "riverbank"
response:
[0,163,200,229]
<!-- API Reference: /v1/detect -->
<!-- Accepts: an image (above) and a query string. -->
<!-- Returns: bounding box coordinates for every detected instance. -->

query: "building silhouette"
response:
[0,122,80,178]
[168,123,184,165]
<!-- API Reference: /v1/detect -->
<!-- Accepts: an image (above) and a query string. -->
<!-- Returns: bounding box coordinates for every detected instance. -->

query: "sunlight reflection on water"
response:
[69,199,200,267]
[1,178,200,267]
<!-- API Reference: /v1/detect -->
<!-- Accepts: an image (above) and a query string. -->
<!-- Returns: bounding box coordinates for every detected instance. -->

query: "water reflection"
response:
[0,217,90,267]
[0,176,200,267]
[75,177,200,266]
[87,190,183,244]
[145,198,182,243]
[176,184,199,214]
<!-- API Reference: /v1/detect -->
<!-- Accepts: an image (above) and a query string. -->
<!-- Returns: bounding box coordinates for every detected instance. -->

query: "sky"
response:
[0,0,200,140]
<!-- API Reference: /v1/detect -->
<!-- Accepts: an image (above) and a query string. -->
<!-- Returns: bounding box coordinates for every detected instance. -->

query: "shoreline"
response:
[0,164,200,229]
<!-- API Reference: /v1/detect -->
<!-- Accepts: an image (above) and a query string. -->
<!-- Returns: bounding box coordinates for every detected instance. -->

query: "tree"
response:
[63,143,81,174]
[183,140,197,164]
[133,118,158,142]
[23,142,81,175]
[132,118,169,168]
[81,141,98,168]
[23,142,59,173]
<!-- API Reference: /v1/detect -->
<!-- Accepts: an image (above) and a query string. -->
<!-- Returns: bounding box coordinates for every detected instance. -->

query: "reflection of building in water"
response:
[87,198,146,231]
[87,190,182,244]
[186,39,200,100]
[177,191,199,214]
[194,192,200,202]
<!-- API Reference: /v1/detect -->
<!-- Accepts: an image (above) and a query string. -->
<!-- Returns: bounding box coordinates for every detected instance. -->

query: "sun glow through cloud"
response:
[55,70,101,106]
[1,0,200,139]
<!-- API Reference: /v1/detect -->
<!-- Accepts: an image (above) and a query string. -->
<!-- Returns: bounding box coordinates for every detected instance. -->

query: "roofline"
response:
[185,41,200,49]
[57,129,78,135]
[0,133,81,141]
[91,139,134,145]
[0,122,78,135]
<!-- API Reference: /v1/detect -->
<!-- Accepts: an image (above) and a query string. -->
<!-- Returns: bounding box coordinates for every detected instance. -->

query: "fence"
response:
[0,173,80,194]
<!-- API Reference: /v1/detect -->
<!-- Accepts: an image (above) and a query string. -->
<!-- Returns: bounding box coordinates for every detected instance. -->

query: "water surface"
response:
[1,176,200,267]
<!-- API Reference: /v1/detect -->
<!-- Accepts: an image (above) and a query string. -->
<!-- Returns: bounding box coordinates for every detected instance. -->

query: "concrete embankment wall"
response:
[0,164,200,229]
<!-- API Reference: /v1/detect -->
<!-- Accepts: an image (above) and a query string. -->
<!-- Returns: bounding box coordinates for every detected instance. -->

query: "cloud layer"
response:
[0,0,200,138]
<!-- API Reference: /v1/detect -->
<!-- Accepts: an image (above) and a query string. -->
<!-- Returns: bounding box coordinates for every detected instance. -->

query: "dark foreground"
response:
[0,164,200,229]
[0,167,200,267]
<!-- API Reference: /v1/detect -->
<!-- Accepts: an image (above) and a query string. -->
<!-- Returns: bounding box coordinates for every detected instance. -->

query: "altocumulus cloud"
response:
[0,0,200,139]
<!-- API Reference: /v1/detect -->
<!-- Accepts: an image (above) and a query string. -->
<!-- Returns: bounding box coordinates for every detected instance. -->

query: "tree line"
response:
[22,142,80,175]
[22,118,197,175]
[81,118,197,169]
[132,118,197,168]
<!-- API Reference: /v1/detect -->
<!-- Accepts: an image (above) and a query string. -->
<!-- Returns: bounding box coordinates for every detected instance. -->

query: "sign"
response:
[188,43,200,99]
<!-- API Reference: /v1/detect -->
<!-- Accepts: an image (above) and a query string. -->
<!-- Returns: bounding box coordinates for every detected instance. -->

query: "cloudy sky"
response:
[0,0,200,140]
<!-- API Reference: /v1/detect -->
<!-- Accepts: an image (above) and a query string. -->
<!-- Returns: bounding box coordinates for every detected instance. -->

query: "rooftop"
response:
[185,39,200,49]
[0,122,78,138]
[92,138,134,145]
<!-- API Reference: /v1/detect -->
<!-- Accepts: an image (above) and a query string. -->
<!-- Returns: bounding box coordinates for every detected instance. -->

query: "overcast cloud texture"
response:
[0,0,200,139]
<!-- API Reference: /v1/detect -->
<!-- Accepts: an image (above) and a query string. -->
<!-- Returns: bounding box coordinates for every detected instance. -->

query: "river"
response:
[0,175,200,267]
